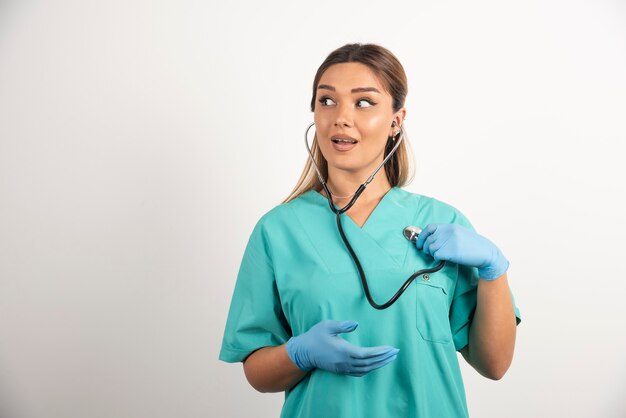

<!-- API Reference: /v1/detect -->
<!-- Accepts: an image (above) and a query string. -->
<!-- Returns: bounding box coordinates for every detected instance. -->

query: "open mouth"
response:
[331,136,358,144]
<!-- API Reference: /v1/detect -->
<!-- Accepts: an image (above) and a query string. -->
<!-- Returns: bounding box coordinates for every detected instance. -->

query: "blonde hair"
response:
[284,43,414,203]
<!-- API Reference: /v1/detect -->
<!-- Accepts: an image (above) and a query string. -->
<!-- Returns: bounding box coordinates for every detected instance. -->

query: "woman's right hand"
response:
[285,320,399,377]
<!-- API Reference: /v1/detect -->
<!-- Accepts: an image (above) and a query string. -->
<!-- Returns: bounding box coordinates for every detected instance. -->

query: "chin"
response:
[326,160,367,174]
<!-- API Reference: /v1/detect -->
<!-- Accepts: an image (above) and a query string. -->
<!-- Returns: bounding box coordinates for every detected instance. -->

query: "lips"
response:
[330,135,358,151]
[331,135,358,144]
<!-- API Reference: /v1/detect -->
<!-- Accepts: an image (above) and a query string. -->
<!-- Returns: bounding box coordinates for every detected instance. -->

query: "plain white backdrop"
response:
[1,1,625,417]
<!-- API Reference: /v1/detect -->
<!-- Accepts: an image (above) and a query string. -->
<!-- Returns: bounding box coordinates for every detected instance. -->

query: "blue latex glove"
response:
[414,224,509,281]
[285,320,399,377]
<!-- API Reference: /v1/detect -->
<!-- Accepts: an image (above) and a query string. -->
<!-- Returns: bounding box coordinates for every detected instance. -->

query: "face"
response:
[313,62,405,177]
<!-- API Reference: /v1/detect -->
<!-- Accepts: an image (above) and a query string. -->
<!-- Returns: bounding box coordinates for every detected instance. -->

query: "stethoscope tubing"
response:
[304,122,445,310]
[335,212,446,309]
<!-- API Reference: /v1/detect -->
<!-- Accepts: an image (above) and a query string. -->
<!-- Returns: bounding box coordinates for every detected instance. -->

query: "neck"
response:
[325,166,392,203]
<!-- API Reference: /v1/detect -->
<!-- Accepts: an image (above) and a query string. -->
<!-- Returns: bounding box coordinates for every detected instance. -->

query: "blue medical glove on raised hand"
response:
[285,320,399,377]
[414,224,509,281]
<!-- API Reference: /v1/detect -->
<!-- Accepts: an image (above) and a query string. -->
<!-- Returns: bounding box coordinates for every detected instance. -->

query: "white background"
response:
[1,1,625,417]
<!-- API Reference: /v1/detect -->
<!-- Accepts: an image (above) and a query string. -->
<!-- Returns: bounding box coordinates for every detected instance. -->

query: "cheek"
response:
[314,112,331,131]
[313,113,331,153]
[359,113,391,136]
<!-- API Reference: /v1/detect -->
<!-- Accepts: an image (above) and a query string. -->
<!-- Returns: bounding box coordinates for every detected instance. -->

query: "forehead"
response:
[317,62,386,92]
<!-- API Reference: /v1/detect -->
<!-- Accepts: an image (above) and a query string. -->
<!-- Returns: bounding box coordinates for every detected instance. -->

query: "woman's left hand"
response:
[414,224,509,281]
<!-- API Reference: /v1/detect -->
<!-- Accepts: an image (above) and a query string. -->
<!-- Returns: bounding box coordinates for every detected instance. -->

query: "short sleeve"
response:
[447,210,522,351]
[219,219,291,363]
[449,264,479,351]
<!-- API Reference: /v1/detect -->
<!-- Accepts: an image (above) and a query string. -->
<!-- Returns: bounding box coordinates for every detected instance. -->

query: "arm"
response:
[243,345,308,393]
[460,272,517,380]
[415,224,518,380]
[243,320,399,393]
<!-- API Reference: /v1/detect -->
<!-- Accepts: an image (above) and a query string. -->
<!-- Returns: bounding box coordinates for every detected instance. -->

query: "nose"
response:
[334,102,353,128]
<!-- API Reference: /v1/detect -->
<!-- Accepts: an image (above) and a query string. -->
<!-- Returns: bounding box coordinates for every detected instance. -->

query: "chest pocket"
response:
[415,278,452,344]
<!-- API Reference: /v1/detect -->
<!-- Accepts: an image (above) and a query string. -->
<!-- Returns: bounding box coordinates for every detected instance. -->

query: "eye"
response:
[356,98,376,108]
[318,96,336,106]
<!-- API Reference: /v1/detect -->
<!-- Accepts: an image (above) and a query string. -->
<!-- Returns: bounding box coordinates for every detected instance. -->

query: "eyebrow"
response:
[317,84,381,94]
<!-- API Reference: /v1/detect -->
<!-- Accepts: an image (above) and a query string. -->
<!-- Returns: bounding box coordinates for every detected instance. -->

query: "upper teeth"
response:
[334,138,356,143]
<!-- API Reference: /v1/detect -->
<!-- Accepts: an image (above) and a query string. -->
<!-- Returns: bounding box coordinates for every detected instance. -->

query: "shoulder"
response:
[243,191,320,262]
[392,187,459,214]
[393,188,474,229]
[250,191,319,237]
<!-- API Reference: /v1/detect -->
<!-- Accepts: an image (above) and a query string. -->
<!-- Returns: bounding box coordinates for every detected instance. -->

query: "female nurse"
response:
[220,43,521,417]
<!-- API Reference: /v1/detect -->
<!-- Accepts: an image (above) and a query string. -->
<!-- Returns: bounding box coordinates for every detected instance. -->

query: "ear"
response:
[390,107,407,136]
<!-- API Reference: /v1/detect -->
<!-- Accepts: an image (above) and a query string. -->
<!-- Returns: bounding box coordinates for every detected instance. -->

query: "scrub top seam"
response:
[287,201,333,274]
[256,217,278,271]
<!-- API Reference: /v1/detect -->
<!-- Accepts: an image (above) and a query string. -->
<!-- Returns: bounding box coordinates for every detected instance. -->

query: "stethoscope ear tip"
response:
[403,226,422,243]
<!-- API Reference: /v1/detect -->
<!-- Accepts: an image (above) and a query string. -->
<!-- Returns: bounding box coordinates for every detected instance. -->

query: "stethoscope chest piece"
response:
[403,226,422,243]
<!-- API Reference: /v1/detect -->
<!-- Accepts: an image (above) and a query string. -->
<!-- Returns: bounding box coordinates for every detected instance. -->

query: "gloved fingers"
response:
[321,319,358,335]
[421,233,442,257]
[349,345,399,359]
[434,243,462,262]
[414,224,438,250]
[430,236,458,261]
[347,353,398,376]
[349,348,400,366]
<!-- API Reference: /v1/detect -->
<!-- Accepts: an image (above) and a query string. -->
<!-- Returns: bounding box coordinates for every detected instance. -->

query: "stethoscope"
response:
[305,123,445,310]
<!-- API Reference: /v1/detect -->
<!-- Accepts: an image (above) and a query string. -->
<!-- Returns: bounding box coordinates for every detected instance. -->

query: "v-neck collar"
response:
[309,187,398,231]
[295,187,411,271]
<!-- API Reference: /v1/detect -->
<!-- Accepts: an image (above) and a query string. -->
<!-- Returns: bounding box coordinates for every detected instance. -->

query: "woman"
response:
[219,43,521,417]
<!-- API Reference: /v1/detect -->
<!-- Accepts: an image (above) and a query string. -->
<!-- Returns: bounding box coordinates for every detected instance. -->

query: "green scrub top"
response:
[220,187,521,418]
